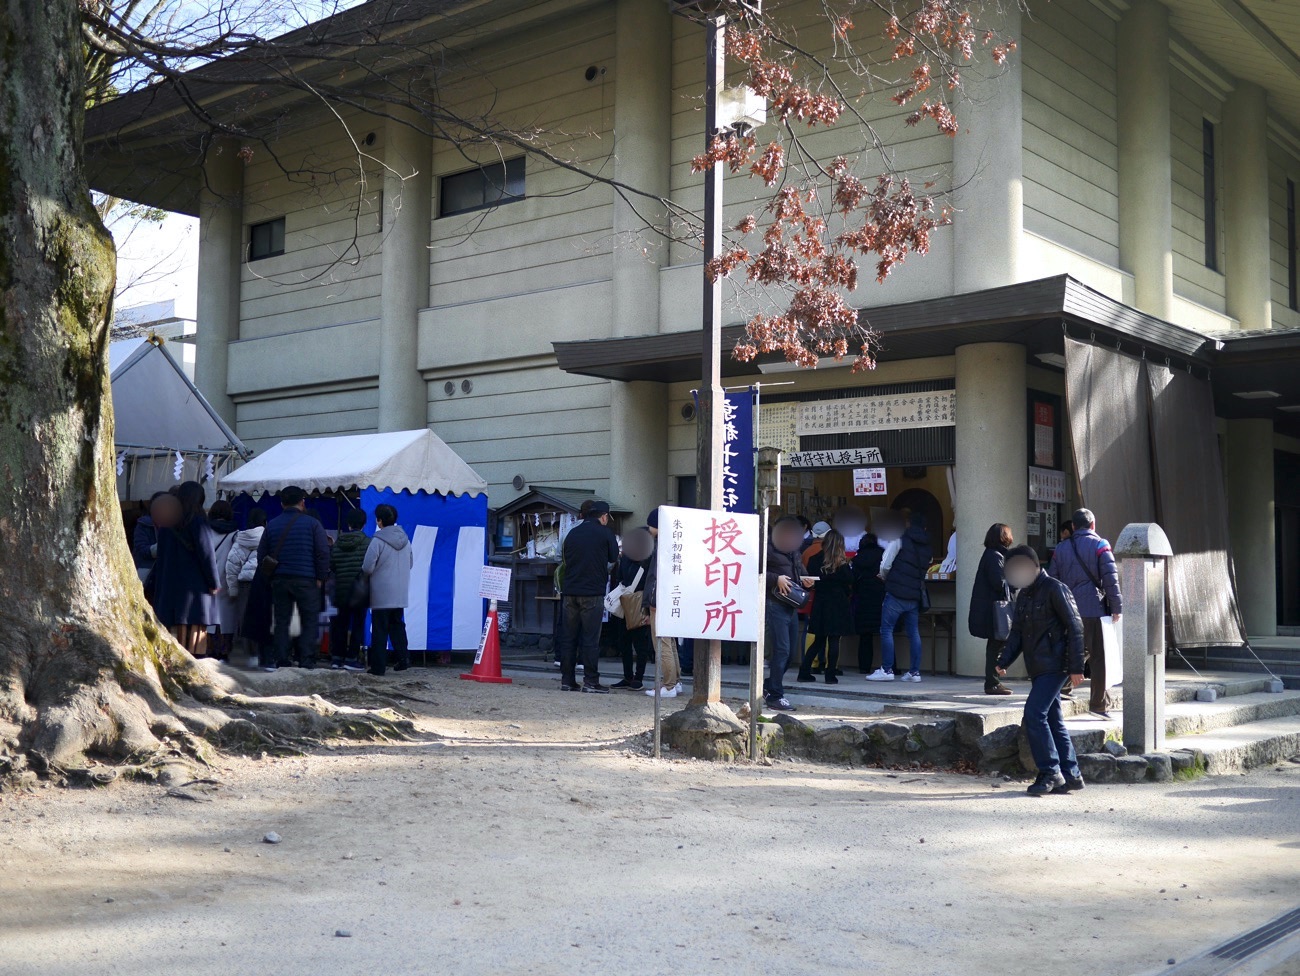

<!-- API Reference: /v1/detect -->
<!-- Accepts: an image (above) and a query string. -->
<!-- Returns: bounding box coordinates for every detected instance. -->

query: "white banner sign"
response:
[853,467,888,496]
[479,565,513,602]
[654,505,761,642]
[797,391,955,436]
[1028,466,1067,504]
[787,447,883,469]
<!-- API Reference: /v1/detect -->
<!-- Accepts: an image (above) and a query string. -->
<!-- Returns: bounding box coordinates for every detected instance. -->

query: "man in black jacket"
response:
[997,546,1087,796]
[557,501,618,693]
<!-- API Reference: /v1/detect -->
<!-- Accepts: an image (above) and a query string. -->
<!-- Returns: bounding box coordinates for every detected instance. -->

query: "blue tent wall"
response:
[361,488,488,651]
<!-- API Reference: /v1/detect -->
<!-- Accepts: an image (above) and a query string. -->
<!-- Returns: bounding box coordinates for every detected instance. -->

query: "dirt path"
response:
[1,668,1297,976]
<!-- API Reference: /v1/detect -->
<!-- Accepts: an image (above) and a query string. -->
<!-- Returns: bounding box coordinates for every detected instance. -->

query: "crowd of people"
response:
[132,482,415,676]
[547,493,1122,798]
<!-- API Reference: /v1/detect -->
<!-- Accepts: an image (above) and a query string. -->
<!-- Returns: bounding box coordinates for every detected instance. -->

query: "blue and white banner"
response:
[722,390,755,514]
[360,488,488,651]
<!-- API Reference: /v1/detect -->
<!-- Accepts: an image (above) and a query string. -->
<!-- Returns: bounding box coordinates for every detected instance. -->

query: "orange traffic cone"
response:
[461,604,512,684]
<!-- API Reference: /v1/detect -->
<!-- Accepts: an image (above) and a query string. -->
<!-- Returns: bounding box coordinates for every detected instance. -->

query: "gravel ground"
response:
[0,667,1297,976]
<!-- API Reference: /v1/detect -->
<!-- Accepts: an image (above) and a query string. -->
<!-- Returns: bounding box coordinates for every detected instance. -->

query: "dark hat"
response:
[1005,544,1040,567]
[588,500,611,516]
[646,508,659,529]
[1072,508,1095,529]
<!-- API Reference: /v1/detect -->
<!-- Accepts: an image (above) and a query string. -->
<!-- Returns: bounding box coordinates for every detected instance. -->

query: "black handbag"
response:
[774,580,811,611]
[348,572,370,610]
[256,511,304,582]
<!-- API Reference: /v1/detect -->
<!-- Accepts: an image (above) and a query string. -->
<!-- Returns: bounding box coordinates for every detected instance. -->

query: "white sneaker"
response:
[865,668,895,682]
[645,685,678,698]
[902,672,922,682]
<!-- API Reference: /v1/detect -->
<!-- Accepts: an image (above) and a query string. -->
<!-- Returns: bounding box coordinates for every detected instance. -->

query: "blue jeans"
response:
[1024,672,1081,778]
[765,603,799,701]
[880,593,921,674]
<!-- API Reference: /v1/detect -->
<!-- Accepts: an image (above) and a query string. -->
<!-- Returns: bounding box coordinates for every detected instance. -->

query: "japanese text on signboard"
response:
[786,447,883,469]
[654,505,760,642]
[722,391,754,514]
[796,391,955,436]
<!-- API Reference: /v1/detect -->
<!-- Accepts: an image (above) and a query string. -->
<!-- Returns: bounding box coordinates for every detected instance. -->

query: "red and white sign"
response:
[654,505,761,642]
[853,467,888,497]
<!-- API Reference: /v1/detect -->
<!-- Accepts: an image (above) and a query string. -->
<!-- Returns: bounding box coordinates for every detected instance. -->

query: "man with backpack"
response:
[1048,507,1123,717]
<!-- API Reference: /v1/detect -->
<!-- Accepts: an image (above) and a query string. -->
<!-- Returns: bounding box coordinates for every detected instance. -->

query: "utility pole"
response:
[693,11,727,706]
[669,0,761,711]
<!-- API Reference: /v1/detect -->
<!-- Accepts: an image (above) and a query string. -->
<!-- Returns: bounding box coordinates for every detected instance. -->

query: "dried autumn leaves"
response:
[693,5,1017,371]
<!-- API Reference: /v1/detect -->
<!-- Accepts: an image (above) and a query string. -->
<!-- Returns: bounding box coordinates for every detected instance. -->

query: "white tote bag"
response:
[603,566,644,618]
[1099,616,1123,688]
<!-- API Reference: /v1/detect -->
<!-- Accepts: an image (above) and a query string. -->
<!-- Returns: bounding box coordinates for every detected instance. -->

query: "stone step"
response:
[1156,715,1300,775]
[1162,690,1300,737]
[1056,689,1300,742]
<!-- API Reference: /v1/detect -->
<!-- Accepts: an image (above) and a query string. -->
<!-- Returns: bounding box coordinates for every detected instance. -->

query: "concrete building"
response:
[85,0,1300,675]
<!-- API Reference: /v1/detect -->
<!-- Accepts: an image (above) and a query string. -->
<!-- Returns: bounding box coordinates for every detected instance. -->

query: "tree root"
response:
[0,672,423,792]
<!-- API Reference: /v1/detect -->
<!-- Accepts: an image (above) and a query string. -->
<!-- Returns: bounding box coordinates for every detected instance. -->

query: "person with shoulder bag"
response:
[764,515,817,712]
[1047,507,1123,717]
[256,485,331,671]
[612,526,654,690]
[969,523,1015,696]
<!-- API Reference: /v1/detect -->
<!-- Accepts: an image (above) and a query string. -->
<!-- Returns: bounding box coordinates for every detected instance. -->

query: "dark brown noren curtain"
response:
[1145,362,1246,648]
[1064,338,1155,537]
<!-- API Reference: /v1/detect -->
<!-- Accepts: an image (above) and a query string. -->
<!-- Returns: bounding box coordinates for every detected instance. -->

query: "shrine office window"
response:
[248,217,285,261]
[439,158,526,218]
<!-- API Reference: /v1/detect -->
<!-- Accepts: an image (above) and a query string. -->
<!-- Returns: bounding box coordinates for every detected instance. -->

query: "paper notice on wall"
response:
[1100,616,1123,689]
[758,401,800,455]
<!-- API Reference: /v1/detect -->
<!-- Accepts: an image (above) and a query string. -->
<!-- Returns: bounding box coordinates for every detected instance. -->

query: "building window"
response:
[1288,179,1298,312]
[248,217,285,261]
[1202,120,1218,271]
[438,158,526,218]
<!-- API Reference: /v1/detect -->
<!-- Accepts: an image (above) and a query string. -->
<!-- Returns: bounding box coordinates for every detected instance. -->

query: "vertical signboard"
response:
[722,390,755,514]
[654,505,761,642]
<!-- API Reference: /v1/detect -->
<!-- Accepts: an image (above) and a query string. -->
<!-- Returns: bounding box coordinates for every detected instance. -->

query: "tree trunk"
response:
[0,0,200,772]
[0,1,409,780]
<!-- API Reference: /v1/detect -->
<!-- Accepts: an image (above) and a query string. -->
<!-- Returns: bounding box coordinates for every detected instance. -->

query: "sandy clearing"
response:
[0,668,1297,976]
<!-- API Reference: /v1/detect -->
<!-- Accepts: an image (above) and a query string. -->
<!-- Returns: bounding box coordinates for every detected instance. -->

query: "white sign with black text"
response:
[787,447,884,469]
[1028,466,1067,504]
[479,565,513,602]
[797,391,955,436]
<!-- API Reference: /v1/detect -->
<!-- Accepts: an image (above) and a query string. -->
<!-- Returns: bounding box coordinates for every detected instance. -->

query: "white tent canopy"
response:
[110,337,249,500]
[220,429,488,498]
[110,337,245,459]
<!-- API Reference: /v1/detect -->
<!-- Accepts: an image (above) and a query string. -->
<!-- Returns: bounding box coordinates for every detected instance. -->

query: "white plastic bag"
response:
[1100,616,1123,689]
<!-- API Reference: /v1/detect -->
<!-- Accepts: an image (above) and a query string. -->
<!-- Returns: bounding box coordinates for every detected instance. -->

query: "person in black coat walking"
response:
[997,546,1086,796]
[851,533,885,674]
[968,523,1014,696]
[798,530,854,684]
